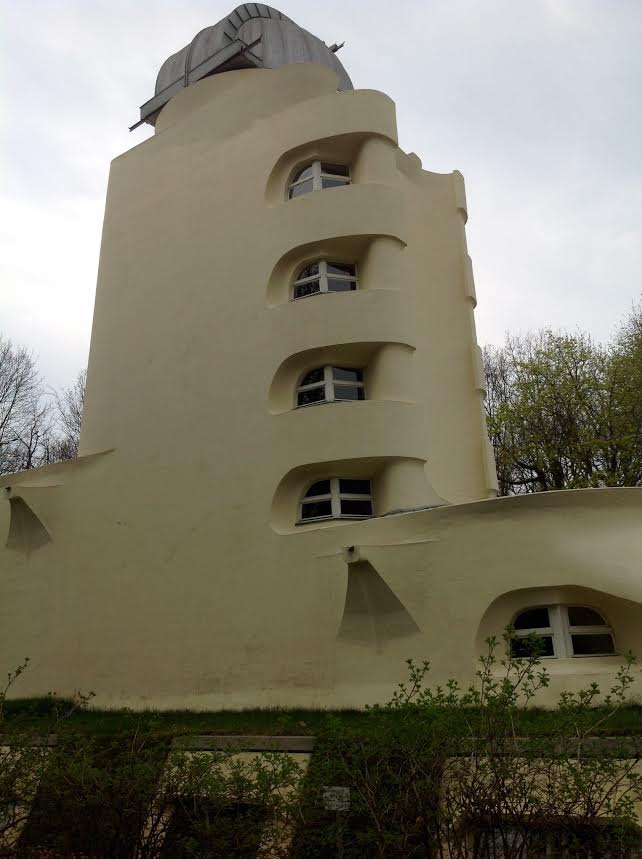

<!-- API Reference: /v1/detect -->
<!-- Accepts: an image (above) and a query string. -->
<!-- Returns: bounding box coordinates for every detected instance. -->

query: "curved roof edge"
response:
[133,4,353,130]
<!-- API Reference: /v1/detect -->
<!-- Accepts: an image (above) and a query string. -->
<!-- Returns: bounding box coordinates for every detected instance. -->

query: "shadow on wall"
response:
[6,497,51,552]
[338,560,420,652]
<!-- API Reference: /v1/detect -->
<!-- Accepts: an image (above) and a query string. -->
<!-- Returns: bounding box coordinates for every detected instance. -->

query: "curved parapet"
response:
[136,4,352,128]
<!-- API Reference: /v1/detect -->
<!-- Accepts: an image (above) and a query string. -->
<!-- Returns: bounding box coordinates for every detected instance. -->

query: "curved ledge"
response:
[482,437,499,497]
[366,488,642,607]
[471,344,486,395]
[452,170,467,223]
[463,255,477,306]
[267,401,430,479]
[267,184,407,264]
[0,449,115,489]
[265,282,418,369]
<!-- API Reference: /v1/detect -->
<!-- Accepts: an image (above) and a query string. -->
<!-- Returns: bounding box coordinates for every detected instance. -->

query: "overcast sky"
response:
[2,0,641,390]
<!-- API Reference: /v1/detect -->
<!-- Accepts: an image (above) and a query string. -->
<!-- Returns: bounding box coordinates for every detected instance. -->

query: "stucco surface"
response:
[1,65,640,710]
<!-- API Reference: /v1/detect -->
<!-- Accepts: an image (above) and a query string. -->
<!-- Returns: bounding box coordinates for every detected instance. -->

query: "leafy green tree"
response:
[484,304,642,495]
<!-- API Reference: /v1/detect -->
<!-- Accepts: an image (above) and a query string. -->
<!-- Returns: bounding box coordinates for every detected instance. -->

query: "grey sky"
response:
[2,0,640,390]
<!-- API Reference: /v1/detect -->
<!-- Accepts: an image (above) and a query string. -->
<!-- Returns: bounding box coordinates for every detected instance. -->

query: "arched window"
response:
[297,366,365,407]
[299,478,373,522]
[292,260,358,300]
[288,162,351,198]
[511,606,615,658]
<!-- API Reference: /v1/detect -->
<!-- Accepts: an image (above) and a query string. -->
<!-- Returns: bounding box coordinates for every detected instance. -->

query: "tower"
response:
[4,6,638,709]
[80,5,497,513]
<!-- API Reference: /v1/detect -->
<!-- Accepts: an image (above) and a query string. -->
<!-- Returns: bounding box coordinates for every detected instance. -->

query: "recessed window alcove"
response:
[477,586,642,675]
[267,342,416,415]
[265,131,397,206]
[266,234,405,308]
[271,456,431,533]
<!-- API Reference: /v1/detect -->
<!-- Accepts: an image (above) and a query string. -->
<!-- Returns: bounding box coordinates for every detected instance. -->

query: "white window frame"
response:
[288,161,351,198]
[511,605,615,659]
[298,477,373,523]
[296,366,365,408]
[291,260,358,300]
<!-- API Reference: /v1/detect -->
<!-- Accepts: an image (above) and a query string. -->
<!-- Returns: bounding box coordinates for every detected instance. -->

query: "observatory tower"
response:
[2,5,640,710]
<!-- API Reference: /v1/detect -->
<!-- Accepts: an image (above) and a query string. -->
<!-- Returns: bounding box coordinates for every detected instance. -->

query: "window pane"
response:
[340,499,373,517]
[289,179,314,198]
[511,635,555,658]
[513,608,550,630]
[300,368,324,386]
[301,500,332,520]
[292,165,314,182]
[304,480,331,498]
[339,479,371,495]
[333,367,363,383]
[327,262,356,277]
[333,386,365,401]
[293,280,321,299]
[567,606,607,627]
[297,387,326,407]
[321,177,350,190]
[571,634,615,656]
[295,263,320,280]
[327,278,356,293]
[320,163,350,176]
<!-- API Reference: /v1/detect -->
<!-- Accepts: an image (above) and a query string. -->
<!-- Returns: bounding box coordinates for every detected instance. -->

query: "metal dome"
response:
[133,4,353,129]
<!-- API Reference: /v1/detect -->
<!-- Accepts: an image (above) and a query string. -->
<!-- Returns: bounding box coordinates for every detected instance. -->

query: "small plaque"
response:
[322,785,350,812]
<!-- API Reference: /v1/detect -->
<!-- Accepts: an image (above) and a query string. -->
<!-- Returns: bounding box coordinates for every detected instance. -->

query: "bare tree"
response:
[0,337,54,476]
[51,369,86,461]
[0,336,87,475]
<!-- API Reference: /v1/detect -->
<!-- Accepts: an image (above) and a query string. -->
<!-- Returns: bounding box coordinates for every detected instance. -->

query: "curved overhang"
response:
[340,487,642,607]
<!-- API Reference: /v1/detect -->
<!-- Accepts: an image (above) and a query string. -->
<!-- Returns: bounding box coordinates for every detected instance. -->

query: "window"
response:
[511,606,615,659]
[471,820,639,857]
[292,260,358,300]
[297,366,365,407]
[288,162,351,198]
[299,478,373,522]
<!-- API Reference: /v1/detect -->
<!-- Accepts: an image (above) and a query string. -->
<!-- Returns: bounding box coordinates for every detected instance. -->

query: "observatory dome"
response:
[135,4,353,128]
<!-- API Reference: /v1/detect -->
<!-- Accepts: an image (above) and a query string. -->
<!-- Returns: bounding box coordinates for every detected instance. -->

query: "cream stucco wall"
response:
[1,64,640,710]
